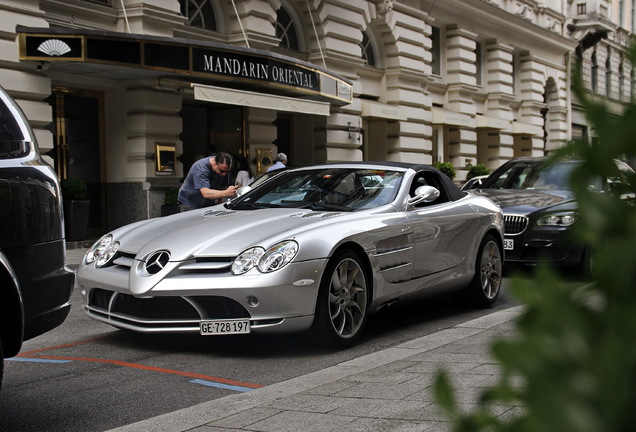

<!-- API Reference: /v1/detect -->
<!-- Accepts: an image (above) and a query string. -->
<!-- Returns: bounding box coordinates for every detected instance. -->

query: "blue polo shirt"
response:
[178,157,230,208]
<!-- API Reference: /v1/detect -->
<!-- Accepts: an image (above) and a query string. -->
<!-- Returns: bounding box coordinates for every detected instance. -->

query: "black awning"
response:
[17,26,352,106]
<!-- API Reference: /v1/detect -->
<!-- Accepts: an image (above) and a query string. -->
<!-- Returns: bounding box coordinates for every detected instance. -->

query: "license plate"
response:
[503,238,514,250]
[200,320,251,335]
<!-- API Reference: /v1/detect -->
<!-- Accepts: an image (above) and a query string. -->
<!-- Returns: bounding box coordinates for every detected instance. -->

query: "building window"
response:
[606,49,612,97]
[359,31,377,67]
[179,0,217,31]
[577,3,587,14]
[274,6,299,50]
[591,49,598,93]
[475,41,482,86]
[619,55,624,100]
[430,26,441,76]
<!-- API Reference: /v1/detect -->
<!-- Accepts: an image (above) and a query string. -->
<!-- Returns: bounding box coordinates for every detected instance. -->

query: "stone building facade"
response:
[0,0,632,235]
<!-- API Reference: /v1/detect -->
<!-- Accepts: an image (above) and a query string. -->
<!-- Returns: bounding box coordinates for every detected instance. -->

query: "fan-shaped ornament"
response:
[37,39,72,57]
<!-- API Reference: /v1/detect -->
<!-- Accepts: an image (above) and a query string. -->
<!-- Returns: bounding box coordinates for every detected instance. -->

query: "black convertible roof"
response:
[305,161,467,201]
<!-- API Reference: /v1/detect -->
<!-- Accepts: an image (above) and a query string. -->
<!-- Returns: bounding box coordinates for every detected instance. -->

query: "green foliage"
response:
[60,177,87,200]
[435,44,636,431]
[433,161,457,180]
[466,164,490,180]
[163,187,180,206]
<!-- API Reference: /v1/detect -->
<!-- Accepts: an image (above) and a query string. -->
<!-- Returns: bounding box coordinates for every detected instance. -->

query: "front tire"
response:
[465,234,503,307]
[313,250,369,348]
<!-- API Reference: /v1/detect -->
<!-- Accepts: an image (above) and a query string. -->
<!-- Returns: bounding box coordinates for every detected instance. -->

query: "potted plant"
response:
[161,187,180,216]
[466,163,490,180]
[433,161,456,180]
[61,177,90,242]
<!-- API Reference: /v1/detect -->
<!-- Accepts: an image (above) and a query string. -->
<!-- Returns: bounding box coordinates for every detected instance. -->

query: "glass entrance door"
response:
[51,88,104,237]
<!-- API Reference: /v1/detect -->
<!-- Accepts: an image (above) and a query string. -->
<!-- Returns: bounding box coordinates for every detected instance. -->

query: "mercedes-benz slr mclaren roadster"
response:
[77,162,504,347]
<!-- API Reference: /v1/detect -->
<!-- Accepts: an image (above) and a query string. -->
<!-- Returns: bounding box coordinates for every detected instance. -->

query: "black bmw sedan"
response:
[473,157,634,273]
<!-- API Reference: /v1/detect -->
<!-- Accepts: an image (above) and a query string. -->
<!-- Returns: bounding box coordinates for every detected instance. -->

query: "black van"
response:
[0,85,74,390]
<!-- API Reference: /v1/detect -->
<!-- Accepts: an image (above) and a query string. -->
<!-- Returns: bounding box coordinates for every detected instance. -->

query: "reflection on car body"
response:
[473,157,634,272]
[0,85,74,390]
[77,162,504,348]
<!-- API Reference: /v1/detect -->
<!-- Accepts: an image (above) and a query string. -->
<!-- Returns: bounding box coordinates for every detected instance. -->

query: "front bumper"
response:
[503,227,585,266]
[77,258,327,335]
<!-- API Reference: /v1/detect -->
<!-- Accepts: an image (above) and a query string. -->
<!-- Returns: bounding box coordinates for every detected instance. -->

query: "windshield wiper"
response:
[225,202,283,210]
[309,201,353,212]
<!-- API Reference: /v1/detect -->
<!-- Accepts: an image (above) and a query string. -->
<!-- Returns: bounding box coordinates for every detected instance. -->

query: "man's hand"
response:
[224,185,239,197]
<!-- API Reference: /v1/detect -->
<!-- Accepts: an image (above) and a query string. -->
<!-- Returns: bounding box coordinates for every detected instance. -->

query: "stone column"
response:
[518,53,547,156]
[445,25,478,178]
[108,87,182,226]
[483,40,515,168]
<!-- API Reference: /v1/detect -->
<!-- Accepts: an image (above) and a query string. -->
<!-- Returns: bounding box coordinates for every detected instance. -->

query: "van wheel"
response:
[313,250,369,348]
[0,336,4,393]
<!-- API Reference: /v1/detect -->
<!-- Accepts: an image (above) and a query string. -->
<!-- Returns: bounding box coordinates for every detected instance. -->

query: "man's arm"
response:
[199,185,238,200]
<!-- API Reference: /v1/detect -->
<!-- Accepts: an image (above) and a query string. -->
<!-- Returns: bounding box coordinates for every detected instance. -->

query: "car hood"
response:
[472,189,576,214]
[111,206,358,261]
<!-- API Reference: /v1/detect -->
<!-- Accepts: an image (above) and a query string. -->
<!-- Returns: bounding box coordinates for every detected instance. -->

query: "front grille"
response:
[504,215,528,235]
[88,288,250,329]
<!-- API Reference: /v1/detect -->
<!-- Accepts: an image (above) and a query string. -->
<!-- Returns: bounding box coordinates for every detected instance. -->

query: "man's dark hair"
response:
[215,152,233,166]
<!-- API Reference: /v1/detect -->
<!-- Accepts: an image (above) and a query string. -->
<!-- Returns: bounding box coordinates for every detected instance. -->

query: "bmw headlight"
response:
[537,212,577,227]
[232,241,299,275]
[85,234,120,267]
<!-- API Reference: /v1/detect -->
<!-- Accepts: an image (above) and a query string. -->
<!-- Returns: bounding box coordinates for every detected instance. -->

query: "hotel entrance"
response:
[50,87,105,237]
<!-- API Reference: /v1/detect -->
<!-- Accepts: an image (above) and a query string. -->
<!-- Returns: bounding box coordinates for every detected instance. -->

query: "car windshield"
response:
[482,160,596,191]
[228,168,404,211]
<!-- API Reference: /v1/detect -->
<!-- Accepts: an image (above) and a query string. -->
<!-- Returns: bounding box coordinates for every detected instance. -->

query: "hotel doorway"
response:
[50,87,105,238]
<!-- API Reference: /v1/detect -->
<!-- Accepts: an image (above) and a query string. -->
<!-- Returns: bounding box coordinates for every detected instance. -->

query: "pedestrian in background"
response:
[267,152,287,172]
[235,156,255,187]
[178,152,237,210]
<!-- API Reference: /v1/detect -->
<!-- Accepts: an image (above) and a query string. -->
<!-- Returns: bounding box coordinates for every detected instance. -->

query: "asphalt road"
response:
[0,276,521,432]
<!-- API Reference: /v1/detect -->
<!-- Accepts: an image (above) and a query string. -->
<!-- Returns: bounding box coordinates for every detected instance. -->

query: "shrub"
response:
[434,45,636,432]
[60,177,87,200]
[466,164,490,180]
[163,187,180,206]
[433,161,456,180]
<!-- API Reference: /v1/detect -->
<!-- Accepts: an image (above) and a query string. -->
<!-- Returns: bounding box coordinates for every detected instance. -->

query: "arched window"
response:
[179,0,217,31]
[274,6,299,50]
[591,49,598,93]
[360,30,377,67]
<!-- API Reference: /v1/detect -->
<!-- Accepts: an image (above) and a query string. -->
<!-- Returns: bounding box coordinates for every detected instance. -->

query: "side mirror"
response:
[408,185,440,206]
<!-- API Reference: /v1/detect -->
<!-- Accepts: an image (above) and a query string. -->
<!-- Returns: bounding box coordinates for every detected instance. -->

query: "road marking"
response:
[18,354,264,390]
[7,357,71,364]
[189,379,255,392]
[18,336,111,356]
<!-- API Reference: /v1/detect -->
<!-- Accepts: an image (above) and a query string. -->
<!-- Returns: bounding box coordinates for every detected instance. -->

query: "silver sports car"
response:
[77,162,504,347]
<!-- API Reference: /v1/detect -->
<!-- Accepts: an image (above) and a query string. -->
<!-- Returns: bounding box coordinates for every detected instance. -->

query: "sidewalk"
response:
[108,309,523,432]
[66,245,523,432]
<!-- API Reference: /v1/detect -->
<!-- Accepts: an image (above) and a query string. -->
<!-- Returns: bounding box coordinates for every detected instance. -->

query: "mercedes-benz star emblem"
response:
[145,250,170,275]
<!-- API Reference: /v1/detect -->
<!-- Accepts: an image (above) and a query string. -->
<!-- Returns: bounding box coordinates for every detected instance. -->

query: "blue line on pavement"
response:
[8,357,71,364]
[190,379,255,392]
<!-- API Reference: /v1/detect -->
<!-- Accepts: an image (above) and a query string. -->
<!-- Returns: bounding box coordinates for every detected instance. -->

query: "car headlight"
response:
[232,241,299,275]
[537,212,577,227]
[232,247,265,275]
[85,234,120,267]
